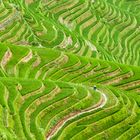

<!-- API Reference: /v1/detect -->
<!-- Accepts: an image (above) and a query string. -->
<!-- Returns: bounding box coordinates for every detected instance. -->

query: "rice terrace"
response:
[0,0,140,140]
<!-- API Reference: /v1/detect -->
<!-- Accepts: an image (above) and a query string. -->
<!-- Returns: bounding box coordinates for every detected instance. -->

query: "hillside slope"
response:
[0,0,140,140]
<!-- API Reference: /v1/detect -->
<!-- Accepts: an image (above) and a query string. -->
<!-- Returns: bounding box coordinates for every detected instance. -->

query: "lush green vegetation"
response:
[0,0,140,140]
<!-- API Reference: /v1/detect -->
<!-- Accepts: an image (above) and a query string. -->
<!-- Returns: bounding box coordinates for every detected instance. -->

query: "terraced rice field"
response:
[0,0,140,140]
